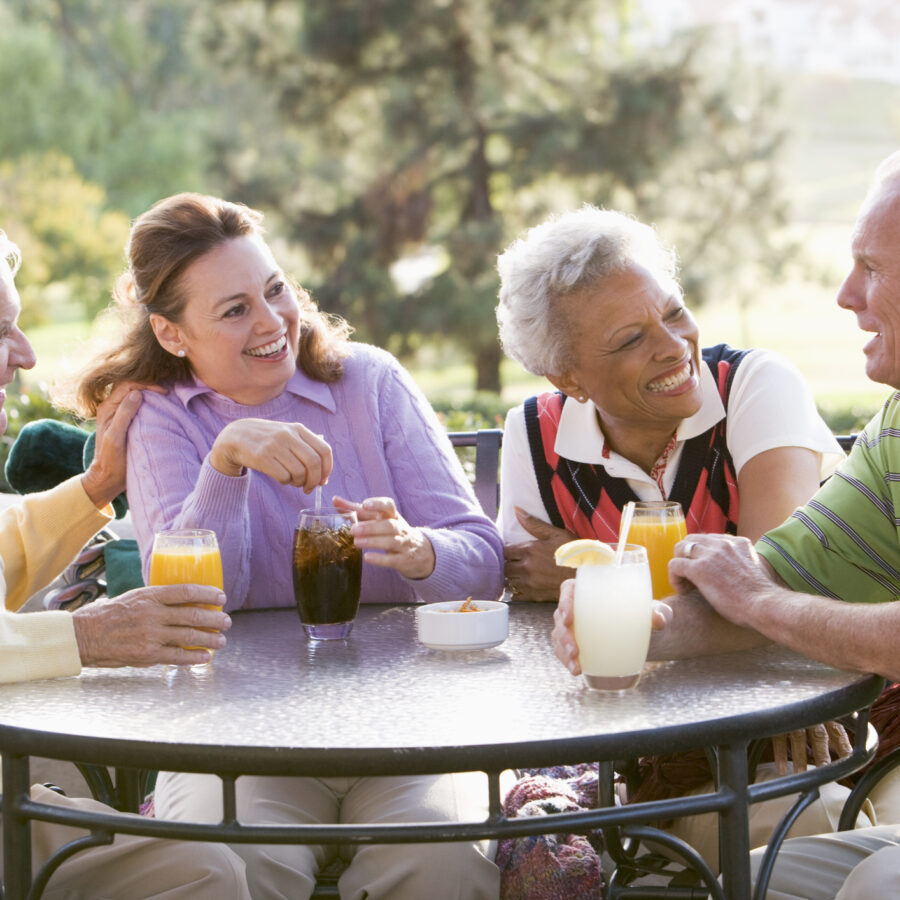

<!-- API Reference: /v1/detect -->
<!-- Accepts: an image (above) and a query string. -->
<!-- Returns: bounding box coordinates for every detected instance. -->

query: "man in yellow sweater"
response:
[0,232,250,896]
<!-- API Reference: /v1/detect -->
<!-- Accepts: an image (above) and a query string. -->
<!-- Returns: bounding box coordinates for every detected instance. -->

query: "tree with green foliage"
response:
[0,0,213,215]
[0,0,224,320]
[0,0,792,393]
[194,0,790,392]
[0,153,130,323]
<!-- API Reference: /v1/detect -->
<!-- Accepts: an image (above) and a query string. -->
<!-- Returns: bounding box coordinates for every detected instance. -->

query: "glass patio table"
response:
[0,603,883,900]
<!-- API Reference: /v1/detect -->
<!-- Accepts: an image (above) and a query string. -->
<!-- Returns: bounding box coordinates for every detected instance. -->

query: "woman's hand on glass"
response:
[210,419,332,491]
[552,579,582,675]
[334,495,436,580]
[553,577,672,676]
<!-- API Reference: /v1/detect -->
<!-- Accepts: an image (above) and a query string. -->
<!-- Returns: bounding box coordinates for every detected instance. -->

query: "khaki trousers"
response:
[749,824,900,899]
[155,770,501,900]
[1,784,250,900]
[746,766,900,899]
[663,762,879,873]
[862,761,900,825]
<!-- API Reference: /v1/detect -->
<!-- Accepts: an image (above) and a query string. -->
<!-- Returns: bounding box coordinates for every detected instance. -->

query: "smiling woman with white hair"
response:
[495,205,843,603]
[493,206,867,874]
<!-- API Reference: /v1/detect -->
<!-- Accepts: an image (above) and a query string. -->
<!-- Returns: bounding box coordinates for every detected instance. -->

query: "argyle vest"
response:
[523,344,748,540]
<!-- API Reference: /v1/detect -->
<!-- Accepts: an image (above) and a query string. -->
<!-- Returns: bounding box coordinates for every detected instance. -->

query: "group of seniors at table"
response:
[1,149,900,899]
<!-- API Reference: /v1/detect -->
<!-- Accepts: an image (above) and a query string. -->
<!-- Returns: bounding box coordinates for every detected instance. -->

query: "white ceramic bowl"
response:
[416,600,509,651]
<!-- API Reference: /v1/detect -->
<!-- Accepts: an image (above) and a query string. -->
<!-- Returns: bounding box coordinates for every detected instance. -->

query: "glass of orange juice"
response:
[149,529,223,656]
[626,501,687,599]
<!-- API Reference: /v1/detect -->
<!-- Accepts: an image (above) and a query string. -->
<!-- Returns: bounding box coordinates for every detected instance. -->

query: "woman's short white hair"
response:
[496,206,681,376]
[0,229,22,278]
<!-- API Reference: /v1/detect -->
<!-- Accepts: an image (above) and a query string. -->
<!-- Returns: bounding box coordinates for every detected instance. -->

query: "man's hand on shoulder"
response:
[81,383,167,510]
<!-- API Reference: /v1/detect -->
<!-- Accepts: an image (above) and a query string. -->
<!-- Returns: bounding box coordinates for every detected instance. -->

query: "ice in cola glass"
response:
[292,507,362,640]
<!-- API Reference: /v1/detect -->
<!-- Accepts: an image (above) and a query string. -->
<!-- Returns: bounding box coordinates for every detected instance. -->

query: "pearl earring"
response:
[177,349,186,358]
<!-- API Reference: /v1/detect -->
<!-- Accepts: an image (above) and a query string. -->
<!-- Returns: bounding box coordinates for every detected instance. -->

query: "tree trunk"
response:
[474,341,503,394]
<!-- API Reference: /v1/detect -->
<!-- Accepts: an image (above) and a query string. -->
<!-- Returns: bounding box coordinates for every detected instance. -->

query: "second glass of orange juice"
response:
[149,529,223,654]
[626,501,687,599]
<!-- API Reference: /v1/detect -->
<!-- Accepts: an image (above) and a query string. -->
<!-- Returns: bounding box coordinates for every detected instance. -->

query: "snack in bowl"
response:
[446,597,481,612]
[416,599,509,651]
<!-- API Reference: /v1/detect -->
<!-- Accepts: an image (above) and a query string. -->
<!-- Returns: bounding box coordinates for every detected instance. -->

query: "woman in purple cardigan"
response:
[70,192,504,900]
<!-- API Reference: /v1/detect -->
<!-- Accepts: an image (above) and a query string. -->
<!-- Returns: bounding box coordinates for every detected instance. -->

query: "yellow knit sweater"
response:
[0,475,110,684]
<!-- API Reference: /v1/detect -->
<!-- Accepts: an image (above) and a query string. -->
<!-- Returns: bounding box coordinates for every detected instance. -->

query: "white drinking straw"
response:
[313,483,323,511]
[614,501,636,566]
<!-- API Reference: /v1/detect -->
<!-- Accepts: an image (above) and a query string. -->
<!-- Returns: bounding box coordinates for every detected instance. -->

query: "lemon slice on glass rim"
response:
[554,538,616,567]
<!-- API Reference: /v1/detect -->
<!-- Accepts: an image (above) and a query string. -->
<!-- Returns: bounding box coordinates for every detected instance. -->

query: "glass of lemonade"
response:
[627,501,687,599]
[573,543,653,691]
[293,507,362,641]
[148,529,224,655]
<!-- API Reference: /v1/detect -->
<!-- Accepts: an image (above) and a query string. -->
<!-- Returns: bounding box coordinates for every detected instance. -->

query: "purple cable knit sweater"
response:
[126,342,503,611]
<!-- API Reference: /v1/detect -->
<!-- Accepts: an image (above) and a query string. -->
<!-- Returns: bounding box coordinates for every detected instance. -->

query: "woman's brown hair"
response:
[68,192,351,417]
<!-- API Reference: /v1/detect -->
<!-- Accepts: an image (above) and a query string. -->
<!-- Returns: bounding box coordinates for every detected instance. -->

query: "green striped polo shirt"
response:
[757,392,900,604]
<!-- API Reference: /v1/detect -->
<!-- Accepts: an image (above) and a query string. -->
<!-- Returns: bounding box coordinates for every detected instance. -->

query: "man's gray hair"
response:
[0,229,22,278]
[496,206,680,376]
